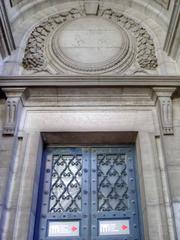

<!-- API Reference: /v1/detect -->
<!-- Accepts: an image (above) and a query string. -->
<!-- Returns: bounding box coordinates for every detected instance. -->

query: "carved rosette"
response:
[22,7,158,75]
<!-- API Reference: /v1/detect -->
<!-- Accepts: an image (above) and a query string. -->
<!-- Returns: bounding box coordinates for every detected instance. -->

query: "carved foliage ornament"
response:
[23,8,82,72]
[101,9,158,70]
[22,8,158,74]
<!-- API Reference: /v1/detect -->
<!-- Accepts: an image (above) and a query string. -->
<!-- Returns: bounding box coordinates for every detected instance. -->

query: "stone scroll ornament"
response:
[22,8,158,74]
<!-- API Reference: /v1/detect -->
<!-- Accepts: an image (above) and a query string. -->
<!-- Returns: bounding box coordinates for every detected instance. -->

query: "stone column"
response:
[153,87,178,240]
[0,87,26,240]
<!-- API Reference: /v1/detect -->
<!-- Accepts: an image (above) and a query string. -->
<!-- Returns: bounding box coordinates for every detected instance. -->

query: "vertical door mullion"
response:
[39,149,54,239]
[91,148,98,240]
[129,147,140,239]
[81,148,91,240]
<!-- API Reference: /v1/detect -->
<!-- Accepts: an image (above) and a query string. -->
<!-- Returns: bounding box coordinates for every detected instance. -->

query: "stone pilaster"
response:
[153,87,176,135]
[164,0,180,58]
[2,88,25,136]
[0,0,16,59]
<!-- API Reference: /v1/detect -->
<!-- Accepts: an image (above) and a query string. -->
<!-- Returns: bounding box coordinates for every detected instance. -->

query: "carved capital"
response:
[153,87,176,135]
[2,88,26,136]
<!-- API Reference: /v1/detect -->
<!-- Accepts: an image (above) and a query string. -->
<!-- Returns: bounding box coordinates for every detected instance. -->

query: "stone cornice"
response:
[0,76,180,87]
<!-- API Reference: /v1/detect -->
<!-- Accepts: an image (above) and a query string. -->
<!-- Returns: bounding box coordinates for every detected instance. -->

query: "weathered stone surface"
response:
[22,8,83,72]
[49,16,134,73]
[153,87,176,135]
[2,88,26,136]
[0,1,180,240]
[155,0,170,9]
[22,7,158,74]
[173,202,180,240]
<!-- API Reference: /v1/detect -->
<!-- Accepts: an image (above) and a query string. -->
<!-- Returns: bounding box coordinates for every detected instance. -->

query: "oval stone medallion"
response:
[47,16,135,73]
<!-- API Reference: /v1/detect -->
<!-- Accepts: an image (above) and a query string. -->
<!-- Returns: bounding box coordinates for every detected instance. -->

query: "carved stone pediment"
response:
[22,7,158,75]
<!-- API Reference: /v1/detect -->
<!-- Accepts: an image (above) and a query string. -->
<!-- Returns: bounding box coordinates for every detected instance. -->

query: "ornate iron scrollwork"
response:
[97,153,128,212]
[36,147,141,240]
[49,154,82,213]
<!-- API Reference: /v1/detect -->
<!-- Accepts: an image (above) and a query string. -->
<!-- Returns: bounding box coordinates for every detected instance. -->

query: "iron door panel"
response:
[35,146,142,240]
[38,147,90,240]
[91,147,141,240]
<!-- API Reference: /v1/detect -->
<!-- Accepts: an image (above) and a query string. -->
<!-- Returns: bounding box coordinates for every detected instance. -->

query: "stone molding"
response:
[0,76,180,87]
[2,88,26,136]
[22,7,158,74]
[155,0,170,9]
[153,87,176,135]
[164,0,180,59]
[0,0,16,59]
[22,87,156,108]
[46,16,135,74]
[9,0,23,7]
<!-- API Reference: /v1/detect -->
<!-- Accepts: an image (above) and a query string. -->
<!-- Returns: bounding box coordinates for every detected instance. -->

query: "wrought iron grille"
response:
[97,153,128,212]
[35,146,142,240]
[49,154,82,213]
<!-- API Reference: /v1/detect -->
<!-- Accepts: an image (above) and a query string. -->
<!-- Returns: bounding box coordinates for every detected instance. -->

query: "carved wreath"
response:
[22,8,158,73]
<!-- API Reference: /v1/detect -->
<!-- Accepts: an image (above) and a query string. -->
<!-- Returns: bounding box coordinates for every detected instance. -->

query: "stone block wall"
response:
[0,86,179,239]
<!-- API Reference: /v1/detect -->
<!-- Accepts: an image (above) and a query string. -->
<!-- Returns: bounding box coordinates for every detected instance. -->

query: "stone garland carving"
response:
[100,9,158,70]
[22,8,83,72]
[22,7,158,73]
